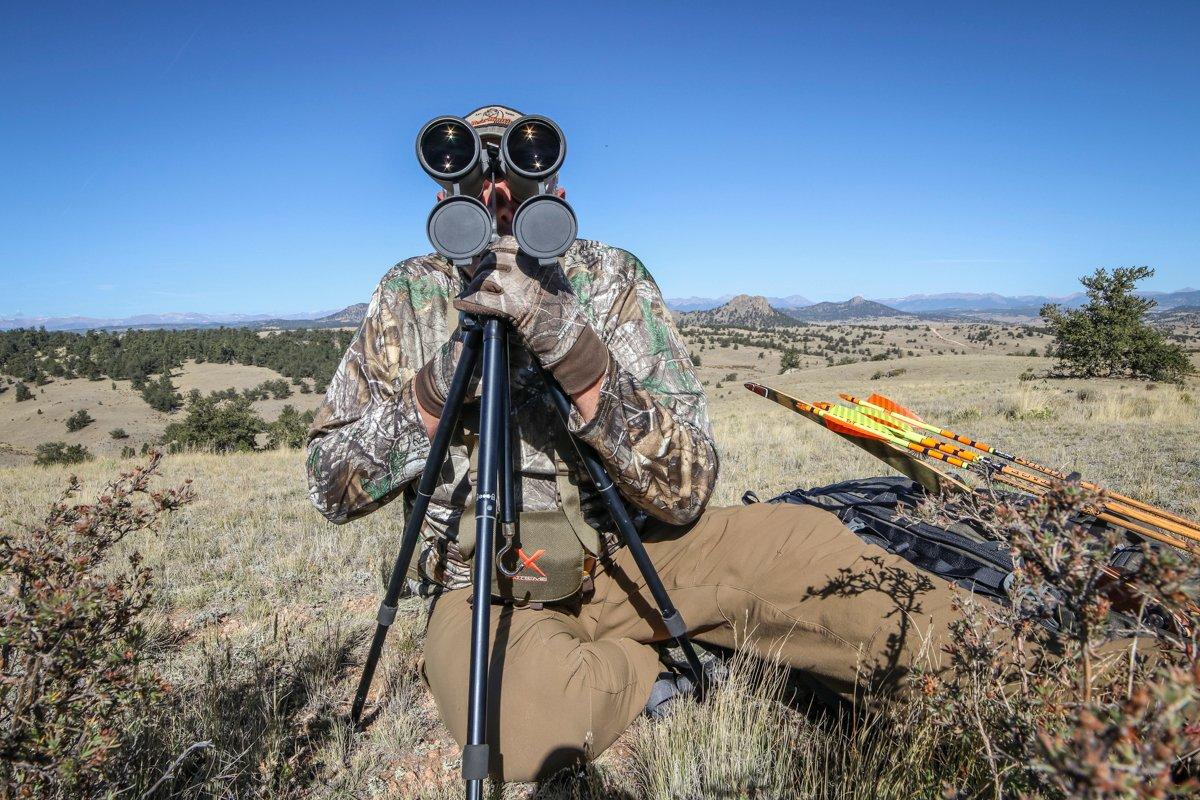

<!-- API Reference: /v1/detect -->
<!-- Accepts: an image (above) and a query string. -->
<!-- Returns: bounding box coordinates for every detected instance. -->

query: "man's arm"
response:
[306,265,448,523]
[569,371,604,423]
[566,248,718,526]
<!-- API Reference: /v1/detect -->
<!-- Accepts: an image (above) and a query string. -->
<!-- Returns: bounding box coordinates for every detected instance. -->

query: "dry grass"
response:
[608,649,954,800]
[2,352,1198,797]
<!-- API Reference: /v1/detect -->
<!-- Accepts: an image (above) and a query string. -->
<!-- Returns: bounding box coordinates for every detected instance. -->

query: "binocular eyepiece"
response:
[416,116,486,196]
[417,113,577,266]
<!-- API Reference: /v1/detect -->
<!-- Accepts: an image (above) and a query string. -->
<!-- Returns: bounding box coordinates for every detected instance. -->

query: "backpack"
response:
[744,476,1016,603]
[744,476,1179,636]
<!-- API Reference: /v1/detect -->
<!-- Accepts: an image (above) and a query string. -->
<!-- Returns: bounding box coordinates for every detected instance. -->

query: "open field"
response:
[2,350,1198,797]
[0,360,321,466]
[2,313,1195,469]
[680,311,1200,389]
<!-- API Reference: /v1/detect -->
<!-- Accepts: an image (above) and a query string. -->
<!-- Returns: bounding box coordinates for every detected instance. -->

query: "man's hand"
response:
[454,236,609,402]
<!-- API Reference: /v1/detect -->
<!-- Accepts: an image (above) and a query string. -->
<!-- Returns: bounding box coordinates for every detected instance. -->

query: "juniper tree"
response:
[140,373,182,413]
[65,409,94,432]
[34,441,93,466]
[265,404,315,449]
[161,392,265,453]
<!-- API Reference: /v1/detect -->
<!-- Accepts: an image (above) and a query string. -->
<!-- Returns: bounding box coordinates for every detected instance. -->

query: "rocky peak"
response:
[724,294,776,313]
[678,294,798,329]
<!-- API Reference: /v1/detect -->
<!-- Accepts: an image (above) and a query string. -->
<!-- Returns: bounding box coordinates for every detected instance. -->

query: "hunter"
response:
[306,105,968,782]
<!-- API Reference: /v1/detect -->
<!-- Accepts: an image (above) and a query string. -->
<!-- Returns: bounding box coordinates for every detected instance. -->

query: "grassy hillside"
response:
[0,360,321,466]
[3,353,1198,797]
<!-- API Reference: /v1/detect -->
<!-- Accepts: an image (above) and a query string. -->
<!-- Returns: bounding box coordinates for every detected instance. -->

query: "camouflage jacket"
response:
[306,240,717,594]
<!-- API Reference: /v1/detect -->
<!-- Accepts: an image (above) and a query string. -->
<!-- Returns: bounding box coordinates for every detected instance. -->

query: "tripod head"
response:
[417,111,577,267]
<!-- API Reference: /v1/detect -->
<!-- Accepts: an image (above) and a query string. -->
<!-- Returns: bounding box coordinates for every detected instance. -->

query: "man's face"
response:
[480,178,518,236]
[477,178,567,236]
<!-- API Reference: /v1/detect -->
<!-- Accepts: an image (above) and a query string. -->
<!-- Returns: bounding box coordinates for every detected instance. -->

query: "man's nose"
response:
[483,180,513,205]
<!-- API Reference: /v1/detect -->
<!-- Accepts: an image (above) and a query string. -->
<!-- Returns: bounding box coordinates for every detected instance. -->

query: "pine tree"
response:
[1040,267,1192,382]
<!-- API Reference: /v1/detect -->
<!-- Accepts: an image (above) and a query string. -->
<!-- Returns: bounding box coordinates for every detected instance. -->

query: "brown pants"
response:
[422,502,965,782]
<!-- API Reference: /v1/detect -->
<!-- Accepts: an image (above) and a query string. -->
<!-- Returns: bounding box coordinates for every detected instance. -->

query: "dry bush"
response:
[910,481,1200,798]
[0,452,193,798]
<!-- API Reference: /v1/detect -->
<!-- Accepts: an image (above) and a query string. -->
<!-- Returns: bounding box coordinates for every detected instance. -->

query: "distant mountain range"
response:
[5,287,1196,332]
[309,303,369,327]
[667,294,813,312]
[881,288,1200,314]
[787,296,913,322]
[679,290,1200,329]
[680,294,917,326]
[666,288,1199,316]
[0,310,339,332]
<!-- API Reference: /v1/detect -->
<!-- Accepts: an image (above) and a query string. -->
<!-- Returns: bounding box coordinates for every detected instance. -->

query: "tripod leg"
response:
[350,323,483,726]
[496,331,518,564]
[463,319,506,798]
[540,370,709,693]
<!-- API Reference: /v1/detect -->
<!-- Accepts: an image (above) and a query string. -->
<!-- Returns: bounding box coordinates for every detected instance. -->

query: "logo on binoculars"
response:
[467,106,520,130]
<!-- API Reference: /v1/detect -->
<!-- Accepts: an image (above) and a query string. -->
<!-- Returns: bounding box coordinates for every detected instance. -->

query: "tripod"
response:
[350,313,707,798]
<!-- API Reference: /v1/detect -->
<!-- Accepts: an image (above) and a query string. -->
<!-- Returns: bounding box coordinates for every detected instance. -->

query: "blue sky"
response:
[2,1,1197,318]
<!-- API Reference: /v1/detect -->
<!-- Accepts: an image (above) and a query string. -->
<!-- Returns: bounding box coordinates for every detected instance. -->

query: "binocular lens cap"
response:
[513,195,577,261]
[427,196,492,261]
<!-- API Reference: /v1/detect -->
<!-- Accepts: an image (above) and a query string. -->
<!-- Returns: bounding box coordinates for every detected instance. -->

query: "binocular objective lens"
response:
[505,119,561,176]
[420,119,476,177]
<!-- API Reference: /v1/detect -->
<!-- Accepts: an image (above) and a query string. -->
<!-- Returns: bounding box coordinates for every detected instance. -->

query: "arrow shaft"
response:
[844,394,1200,535]
[990,470,1200,557]
[750,383,1200,552]
[1104,500,1200,543]
[897,434,1200,549]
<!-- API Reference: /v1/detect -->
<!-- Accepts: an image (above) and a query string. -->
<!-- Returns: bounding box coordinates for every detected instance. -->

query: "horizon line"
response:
[2,285,1197,323]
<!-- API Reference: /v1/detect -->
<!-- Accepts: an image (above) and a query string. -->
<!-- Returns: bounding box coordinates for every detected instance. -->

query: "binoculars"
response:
[416,114,578,265]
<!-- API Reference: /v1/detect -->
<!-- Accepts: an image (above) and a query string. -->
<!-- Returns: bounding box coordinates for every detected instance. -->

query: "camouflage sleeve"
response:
[305,265,446,524]
[567,249,718,525]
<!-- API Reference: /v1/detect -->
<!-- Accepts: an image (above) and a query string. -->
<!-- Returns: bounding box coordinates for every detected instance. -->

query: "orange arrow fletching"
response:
[867,393,924,422]
[824,415,888,442]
